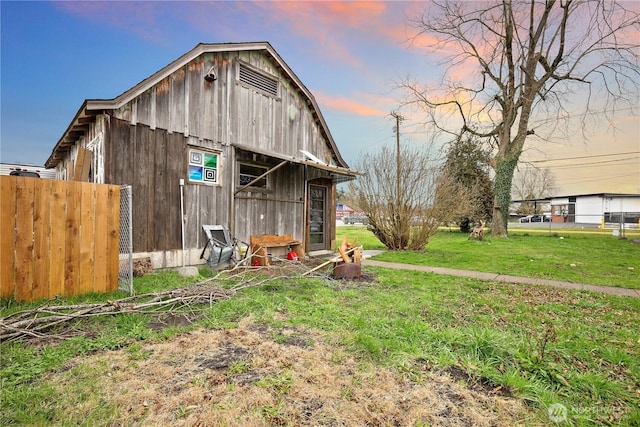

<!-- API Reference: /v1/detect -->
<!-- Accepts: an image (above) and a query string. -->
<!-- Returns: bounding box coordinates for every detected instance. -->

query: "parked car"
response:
[519,214,550,223]
[343,213,369,225]
[519,215,533,223]
[9,169,40,178]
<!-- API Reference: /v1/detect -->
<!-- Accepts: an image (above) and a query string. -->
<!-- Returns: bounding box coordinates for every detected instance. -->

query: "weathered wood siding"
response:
[232,150,306,245]
[105,119,183,253]
[104,118,312,253]
[112,50,335,165]
[101,49,339,255]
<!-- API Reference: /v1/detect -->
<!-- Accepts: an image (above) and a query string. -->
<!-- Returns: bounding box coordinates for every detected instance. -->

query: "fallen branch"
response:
[0,283,234,343]
[0,254,353,343]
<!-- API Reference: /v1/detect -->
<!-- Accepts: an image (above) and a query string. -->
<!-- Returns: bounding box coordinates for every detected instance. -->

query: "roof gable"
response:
[46,42,348,169]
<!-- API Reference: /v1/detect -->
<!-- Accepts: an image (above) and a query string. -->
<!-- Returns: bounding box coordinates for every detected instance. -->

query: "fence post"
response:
[118,185,133,295]
[127,185,133,294]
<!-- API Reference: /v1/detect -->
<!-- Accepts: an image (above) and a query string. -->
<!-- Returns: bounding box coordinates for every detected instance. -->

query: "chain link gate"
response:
[118,185,133,295]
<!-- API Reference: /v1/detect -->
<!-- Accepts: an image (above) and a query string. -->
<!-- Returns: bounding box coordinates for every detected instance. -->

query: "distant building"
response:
[514,193,640,226]
[0,163,56,179]
[336,203,354,220]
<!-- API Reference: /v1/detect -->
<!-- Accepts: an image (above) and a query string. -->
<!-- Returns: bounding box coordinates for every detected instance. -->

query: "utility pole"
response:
[390,111,404,208]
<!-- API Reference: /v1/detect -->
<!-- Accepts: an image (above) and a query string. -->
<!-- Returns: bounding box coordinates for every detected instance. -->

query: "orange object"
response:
[339,236,351,263]
[287,250,298,261]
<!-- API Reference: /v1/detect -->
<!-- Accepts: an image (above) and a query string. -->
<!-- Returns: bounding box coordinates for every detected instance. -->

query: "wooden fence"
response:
[0,176,121,302]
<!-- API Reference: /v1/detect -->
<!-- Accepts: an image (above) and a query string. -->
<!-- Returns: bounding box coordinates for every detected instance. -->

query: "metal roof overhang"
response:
[513,193,640,204]
[232,143,359,184]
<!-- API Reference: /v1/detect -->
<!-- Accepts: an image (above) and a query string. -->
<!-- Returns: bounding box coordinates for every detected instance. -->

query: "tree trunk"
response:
[491,153,519,237]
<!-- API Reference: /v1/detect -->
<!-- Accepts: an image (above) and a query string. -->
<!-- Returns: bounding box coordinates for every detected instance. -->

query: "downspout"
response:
[179,178,186,267]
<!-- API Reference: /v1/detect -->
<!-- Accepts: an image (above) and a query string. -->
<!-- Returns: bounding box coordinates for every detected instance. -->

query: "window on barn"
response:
[238,163,268,190]
[188,148,219,185]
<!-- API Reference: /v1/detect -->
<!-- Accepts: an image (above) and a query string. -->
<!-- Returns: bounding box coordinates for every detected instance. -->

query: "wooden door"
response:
[308,184,327,251]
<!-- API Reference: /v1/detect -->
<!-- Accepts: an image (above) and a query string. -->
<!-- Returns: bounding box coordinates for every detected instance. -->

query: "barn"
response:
[45,42,357,268]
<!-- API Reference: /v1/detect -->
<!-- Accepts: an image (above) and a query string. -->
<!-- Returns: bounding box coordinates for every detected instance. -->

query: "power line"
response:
[521,157,640,169]
[558,172,639,185]
[528,151,640,163]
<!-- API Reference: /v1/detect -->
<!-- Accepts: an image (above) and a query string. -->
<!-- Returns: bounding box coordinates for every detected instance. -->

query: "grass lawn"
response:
[338,226,640,289]
[1,229,639,425]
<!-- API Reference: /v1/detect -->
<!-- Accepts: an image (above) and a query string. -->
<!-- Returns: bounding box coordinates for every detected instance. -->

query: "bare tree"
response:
[402,0,639,236]
[512,166,556,214]
[352,144,470,250]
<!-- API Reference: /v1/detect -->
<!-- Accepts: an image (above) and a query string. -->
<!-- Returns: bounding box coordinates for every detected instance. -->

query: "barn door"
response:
[308,184,327,251]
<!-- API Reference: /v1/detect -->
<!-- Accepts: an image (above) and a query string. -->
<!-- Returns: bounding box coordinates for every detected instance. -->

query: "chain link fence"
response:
[512,212,640,238]
[119,185,133,295]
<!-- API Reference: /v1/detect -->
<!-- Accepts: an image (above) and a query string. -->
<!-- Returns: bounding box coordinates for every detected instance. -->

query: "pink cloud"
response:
[246,1,434,69]
[314,90,389,117]
[250,1,390,68]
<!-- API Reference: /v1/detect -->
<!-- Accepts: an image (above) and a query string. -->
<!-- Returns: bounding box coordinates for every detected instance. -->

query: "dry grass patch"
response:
[46,317,535,426]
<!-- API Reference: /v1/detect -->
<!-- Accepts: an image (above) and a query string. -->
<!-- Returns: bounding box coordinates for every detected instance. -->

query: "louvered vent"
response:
[239,64,279,96]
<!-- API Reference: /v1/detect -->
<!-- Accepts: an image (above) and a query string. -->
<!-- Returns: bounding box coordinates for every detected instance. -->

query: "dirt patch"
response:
[47,317,536,426]
[443,365,514,398]
[148,313,199,331]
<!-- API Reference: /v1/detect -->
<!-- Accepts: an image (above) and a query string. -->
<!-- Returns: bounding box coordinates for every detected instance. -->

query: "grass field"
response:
[338,226,640,289]
[1,228,639,425]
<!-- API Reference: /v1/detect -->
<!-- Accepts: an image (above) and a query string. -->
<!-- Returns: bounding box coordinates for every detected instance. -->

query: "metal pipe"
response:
[179,178,186,267]
[127,185,133,295]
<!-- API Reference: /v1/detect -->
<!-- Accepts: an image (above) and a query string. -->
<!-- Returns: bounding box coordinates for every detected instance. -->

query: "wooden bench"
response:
[250,234,304,266]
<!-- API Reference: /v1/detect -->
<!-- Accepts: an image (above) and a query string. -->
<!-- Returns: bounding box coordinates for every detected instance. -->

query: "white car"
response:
[343,213,369,225]
[519,215,534,223]
[520,214,550,223]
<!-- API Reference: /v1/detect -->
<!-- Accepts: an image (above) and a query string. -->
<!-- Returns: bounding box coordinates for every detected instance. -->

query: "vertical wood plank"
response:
[33,179,52,301]
[64,181,81,296]
[94,184,109,293]
[0,176,17,299]
[106,118,132,185]
[74,148,93,182]
[185,184,200,250]
[150,131,170,251]
[49,180,67,297]
[106,185,121,292]
[188,59,202,138]
[152,130,168,250]
[156,76,170,132]
[133,125,150,252]
[14,177,35,302]
[171,66,186,133]
[79,182,96,294]
[137,91,152,127]
[166,132,184,250]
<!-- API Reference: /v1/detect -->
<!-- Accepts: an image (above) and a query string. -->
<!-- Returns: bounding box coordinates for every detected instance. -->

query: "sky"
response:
[1,0,638,196]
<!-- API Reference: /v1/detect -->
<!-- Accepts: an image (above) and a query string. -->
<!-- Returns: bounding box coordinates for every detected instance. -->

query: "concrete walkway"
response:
[361,258,640,298]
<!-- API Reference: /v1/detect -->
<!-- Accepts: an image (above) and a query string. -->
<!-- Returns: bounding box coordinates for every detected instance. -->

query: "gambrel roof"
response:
[46,42,350,170]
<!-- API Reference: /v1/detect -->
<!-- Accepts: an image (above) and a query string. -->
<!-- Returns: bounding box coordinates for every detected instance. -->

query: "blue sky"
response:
[1,1,638,195]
